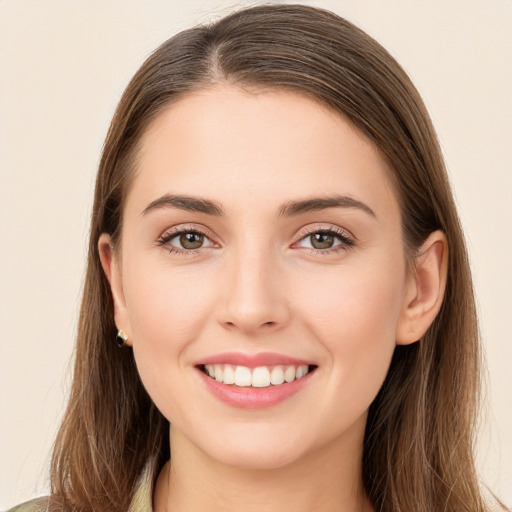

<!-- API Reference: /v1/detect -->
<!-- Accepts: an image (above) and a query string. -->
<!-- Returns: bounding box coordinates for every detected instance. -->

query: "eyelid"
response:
[295,223,353,239]
[157,223,219,251]
[291,224,356,252]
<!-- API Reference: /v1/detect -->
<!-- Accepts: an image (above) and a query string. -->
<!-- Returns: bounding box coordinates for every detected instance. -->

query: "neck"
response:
[154,420,373,512]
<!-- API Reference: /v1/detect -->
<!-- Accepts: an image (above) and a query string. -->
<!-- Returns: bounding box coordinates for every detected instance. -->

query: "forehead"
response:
[127,86,399,221]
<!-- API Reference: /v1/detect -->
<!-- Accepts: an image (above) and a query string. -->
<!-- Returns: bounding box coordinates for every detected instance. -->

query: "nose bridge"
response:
[219,234,289,334]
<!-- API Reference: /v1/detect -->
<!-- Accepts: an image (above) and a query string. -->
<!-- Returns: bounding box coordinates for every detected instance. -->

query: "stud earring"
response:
[116,329,128,348]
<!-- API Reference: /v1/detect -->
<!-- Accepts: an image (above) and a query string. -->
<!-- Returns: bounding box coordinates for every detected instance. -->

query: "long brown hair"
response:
[51,4,494,511]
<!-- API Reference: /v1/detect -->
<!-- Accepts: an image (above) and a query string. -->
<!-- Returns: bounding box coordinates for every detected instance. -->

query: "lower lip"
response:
[196,368,316,409]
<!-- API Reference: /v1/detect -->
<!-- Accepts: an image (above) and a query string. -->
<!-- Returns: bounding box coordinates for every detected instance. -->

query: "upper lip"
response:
[195,351,315,368]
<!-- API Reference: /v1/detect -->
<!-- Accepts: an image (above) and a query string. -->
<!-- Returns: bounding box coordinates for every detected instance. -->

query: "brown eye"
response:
[310,232,335,249]
[294,228,354,254]
[179,232,205,249]
[159,228,216,253]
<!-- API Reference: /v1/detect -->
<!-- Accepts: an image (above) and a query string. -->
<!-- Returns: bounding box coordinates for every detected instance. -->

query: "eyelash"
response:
[157,225,355,256]
[294,226,355,255]
[157,225,216,256]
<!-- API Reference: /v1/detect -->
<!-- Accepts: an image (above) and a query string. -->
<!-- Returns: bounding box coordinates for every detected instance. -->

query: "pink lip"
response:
[197,371,314,409]
[195,351,313,368]
[195,363,317,410]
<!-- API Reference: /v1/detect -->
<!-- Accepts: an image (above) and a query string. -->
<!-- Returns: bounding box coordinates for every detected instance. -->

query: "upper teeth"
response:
[204,364,310,387]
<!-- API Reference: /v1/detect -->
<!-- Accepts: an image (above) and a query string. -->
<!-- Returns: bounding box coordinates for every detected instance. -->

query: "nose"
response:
[217,246,291,336]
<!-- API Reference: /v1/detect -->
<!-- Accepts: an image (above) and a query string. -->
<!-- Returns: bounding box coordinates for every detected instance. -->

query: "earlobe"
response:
[98,234,132,346]
[396,230,448,346]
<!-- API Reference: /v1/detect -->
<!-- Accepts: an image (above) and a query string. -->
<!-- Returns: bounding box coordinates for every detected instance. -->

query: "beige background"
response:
[1,0,511,508]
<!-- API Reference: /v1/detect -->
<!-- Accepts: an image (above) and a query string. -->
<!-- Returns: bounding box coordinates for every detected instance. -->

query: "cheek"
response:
[300,257,404,341]
[124,259,217,347]
[297,256,405,410]
[122,259,219,416]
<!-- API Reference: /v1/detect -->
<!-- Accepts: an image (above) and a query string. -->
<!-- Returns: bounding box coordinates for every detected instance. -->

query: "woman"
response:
[9,4,507,512]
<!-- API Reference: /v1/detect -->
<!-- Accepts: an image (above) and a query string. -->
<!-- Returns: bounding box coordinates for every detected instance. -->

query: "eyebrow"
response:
[278,195,376,218]
[142,194,224,216]
[141,193,376,219]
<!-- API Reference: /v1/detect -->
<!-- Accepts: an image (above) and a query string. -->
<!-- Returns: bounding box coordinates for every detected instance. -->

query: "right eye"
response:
[158,228,216,254]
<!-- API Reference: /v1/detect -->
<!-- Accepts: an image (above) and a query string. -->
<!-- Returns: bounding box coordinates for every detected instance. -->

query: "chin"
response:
[181,422,311,470]
[209,441,306,470]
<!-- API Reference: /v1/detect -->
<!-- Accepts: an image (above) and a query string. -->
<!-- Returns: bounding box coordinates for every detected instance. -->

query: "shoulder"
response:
[7,459,157,512]
[7,496,63,512]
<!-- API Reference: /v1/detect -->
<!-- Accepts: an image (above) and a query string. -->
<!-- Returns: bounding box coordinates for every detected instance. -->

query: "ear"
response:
[396,230,448,345]
[98,233,132,346]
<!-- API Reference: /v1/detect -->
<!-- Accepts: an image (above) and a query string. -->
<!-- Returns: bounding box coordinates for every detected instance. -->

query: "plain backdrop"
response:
[1,0,511,509]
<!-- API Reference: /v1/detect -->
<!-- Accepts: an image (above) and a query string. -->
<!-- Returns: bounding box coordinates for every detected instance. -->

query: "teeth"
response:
[234,366,252,387]
[284,366,296,383]
[252,367,270,388]
[203,364,311,387]
[296,365,307,379]
[270,366,284,385]
[223,365,235,385]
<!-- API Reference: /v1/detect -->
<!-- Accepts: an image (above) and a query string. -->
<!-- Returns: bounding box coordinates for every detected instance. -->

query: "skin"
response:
[99,86,447,512]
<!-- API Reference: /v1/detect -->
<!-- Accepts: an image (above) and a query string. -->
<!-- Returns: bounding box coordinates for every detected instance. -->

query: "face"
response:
[105,86,415,469]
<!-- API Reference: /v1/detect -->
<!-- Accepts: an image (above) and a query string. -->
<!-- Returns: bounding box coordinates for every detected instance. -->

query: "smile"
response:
[201,363,313,387]
[195,353,318,409]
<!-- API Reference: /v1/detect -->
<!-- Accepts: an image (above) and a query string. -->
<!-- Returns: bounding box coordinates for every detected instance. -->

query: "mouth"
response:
[198,363,318,388]
[194,352,318,408]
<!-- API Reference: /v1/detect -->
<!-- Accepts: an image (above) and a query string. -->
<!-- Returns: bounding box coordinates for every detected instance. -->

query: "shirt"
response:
[7,462,155,512]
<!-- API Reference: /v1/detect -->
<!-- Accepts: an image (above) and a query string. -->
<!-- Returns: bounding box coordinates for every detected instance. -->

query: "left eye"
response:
[296,231,347,250]
[167,231,214,250]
